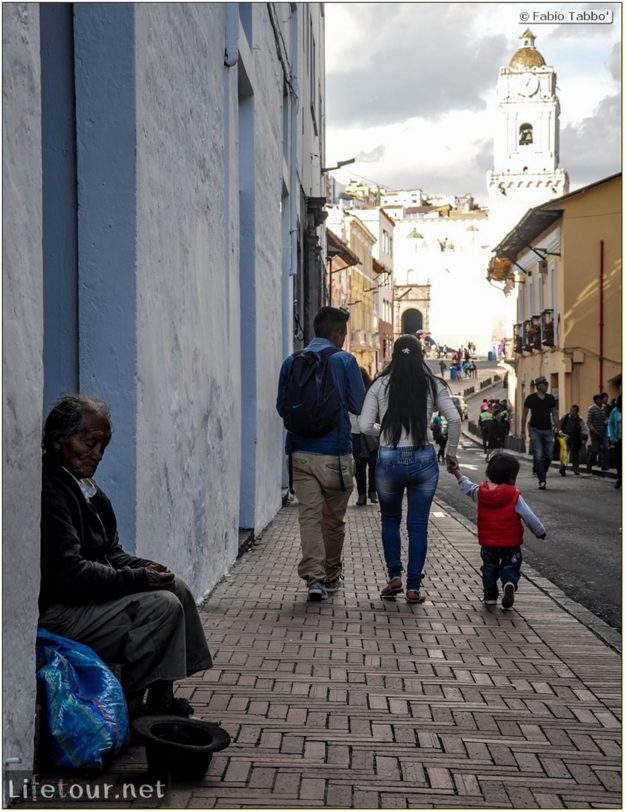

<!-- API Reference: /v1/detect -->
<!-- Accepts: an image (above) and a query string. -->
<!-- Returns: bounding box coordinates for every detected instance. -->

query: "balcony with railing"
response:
[522,320,532,353]
[541,309,554,347]
[513,323,523,355]
[514,310,556,354]
[529,315,542,351]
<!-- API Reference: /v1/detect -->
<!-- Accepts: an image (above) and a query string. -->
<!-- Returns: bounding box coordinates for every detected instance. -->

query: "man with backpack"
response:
[276,307,365,602]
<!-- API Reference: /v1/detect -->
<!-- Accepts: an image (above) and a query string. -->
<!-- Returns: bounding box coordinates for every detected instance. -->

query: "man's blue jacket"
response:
[276,337,365,456]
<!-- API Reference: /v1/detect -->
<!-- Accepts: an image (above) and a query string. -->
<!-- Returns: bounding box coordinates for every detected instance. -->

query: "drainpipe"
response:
[599,239,604,392]
[328,256,332,306]
[224,4,239,67]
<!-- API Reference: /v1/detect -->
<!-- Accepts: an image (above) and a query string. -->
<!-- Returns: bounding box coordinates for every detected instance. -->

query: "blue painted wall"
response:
[40,3,79,412]
[73,4,138,550]
[238,80,257,531]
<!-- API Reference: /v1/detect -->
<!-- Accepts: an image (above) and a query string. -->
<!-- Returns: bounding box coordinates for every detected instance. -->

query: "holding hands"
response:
[446,455,460,477]
[145,562,175,588]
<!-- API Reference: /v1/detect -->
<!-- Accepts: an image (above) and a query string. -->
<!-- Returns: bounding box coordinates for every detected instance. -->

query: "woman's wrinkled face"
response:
[55,413,112,479]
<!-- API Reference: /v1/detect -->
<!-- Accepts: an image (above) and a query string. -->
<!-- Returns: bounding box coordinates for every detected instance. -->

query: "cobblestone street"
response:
[109,493,621,808]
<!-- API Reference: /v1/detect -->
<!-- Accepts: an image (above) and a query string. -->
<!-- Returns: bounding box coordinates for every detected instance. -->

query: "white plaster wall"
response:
[134,4,290,594]
[249,4,287,533]
[2,2,43,772]
[135,5,240,598]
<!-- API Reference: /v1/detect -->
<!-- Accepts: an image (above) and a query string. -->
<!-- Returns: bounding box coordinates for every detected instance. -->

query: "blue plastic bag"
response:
[36,628,130,770]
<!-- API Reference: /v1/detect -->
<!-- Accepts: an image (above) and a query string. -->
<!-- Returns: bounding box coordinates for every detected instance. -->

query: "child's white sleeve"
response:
[515,496,546,537]
[457,474,479,503]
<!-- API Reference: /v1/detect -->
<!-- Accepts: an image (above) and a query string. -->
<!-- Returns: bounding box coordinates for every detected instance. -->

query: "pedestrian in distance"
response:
[439,359,447,378]
[478,403,493,455]
[521,376,559,489]
[276,306,365,602]
[607,395,621,488]
[449,452,546,609]
[586,393,610,476]
[350,367,378,507]
[488,404,505,453]
[558,404,588,476]
[431,413,448,463]
[498,399,511,444]
[359,334,461,604]
[601,392,614,416]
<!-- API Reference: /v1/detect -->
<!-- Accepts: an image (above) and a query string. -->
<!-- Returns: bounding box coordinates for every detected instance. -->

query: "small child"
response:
[452,452,546,609]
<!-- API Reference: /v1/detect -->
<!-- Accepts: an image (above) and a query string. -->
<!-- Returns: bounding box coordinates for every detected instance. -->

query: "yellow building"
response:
[488,174,621,433]
[344,214,378,376]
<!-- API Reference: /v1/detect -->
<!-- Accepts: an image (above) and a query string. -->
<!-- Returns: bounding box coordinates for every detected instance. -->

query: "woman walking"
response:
[359,335,461,603]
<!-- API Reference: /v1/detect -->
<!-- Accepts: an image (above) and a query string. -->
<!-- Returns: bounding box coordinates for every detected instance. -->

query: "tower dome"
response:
[509,29,545,70]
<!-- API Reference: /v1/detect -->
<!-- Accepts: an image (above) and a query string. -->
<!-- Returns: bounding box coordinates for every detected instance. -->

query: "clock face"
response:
[518,74,539,97]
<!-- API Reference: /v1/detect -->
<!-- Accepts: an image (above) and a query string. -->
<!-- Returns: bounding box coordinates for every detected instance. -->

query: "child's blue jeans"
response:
[480,545,522,600]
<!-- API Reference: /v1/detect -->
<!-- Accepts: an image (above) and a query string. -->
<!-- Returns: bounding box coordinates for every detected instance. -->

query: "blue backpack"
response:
[282,347,342,437]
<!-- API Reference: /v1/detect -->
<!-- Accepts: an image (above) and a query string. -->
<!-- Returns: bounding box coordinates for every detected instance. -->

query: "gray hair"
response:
[42,394,111,453]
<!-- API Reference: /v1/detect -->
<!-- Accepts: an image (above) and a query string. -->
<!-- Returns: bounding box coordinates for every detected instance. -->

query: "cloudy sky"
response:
[325,2,621,203]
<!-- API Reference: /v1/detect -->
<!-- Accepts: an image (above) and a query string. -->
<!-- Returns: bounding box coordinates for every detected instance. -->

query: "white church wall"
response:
[134,5,241,595]
[393,217,514,354]
[2,2,43,775]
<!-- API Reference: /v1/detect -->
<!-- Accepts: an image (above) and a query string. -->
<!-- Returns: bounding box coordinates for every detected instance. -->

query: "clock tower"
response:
[487,30,569,241]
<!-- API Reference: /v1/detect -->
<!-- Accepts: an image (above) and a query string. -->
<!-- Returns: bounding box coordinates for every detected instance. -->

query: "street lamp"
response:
[321,157,356,174]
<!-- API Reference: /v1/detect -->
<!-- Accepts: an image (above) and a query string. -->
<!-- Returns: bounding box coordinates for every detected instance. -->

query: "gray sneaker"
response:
[501,582,515,609]
[307,581,328,601]
[324,575,343,593]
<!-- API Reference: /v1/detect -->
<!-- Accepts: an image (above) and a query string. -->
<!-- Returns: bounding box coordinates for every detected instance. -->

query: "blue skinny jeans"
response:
[375,445,439,591]
[529,427,554,482]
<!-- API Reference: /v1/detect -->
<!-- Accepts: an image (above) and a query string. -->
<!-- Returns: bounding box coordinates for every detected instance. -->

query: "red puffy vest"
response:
[477,482,523,547]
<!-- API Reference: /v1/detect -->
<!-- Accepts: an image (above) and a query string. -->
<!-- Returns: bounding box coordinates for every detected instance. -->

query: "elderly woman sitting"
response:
[38,394,212,718]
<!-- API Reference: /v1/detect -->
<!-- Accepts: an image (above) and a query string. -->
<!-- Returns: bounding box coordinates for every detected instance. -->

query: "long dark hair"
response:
[377,334,441,447]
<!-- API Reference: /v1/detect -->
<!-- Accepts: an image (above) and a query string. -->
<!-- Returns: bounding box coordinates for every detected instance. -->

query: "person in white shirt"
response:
[359,334,461,604]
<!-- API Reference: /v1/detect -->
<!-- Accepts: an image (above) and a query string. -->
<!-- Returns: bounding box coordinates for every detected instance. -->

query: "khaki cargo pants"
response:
[291,452,354,583]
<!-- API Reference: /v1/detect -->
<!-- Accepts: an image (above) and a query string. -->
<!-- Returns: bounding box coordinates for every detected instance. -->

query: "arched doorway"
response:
[402,308,423,335]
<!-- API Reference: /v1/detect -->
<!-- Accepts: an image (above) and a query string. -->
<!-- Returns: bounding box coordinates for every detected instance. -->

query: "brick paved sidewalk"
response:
[115,495,620,808]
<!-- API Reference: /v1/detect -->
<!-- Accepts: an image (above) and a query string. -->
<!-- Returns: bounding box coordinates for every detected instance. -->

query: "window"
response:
[519,123,533,146]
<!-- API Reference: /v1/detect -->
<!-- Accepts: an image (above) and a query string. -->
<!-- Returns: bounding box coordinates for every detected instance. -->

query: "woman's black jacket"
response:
[39,454,151,612]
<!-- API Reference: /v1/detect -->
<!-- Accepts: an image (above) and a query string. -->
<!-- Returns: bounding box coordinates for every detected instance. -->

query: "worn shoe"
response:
[482,597,497,606]
[538,481,546,490]
[559,467,566,476]
[368,490,378,504]
[405,590,425,604]
[356,494,367,506]
[324,575,343,593]
[501,582,515,609]
[307,581,328,601]
[380,577,403,598]
[146,697,195,718]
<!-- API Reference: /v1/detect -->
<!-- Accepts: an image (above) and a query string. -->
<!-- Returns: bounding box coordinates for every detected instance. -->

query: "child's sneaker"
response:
[501,582,515,609]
